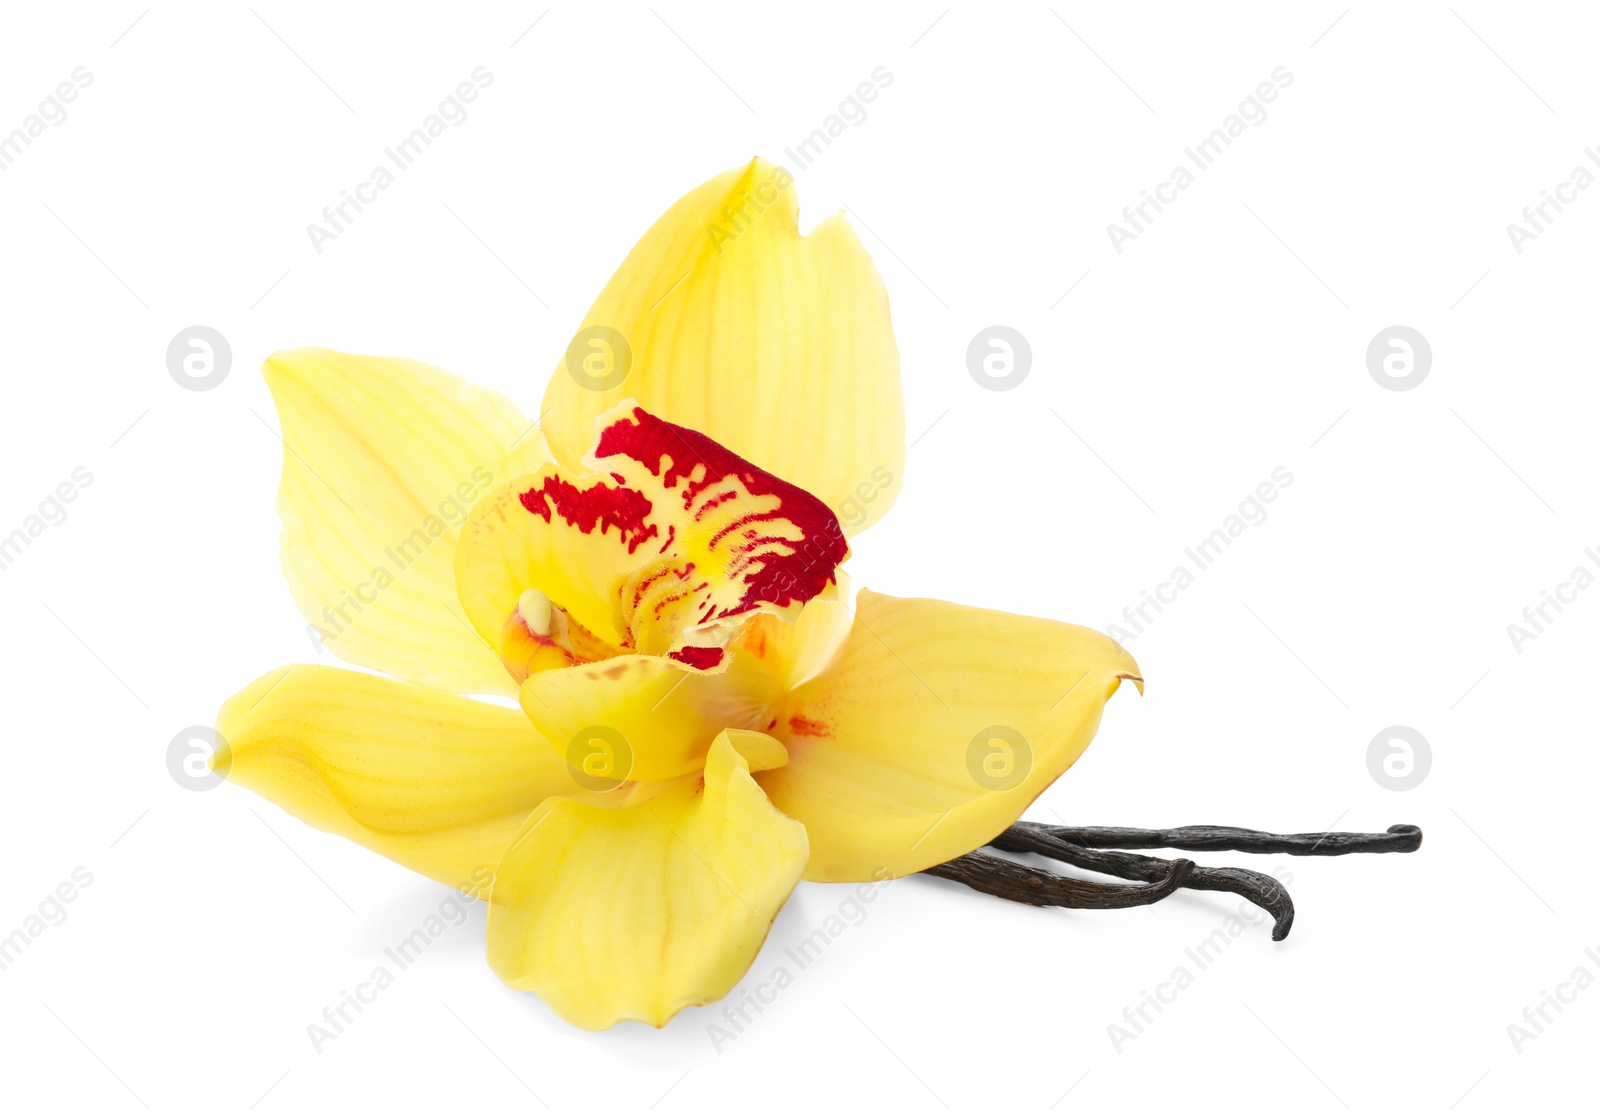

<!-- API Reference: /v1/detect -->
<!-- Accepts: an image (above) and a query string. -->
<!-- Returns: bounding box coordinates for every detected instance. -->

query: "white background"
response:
[0,2,1593,1114]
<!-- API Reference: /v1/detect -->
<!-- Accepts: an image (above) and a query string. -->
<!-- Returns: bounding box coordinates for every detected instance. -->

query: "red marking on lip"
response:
[519,475,659,555]
[786,714,833,738]
[669,645,724,670]
[594,406,848,617]
[694,490,739,519]
[648,587,693,618]
[706,513,766,552]
[631,562,696,610]
[731,533,791,552]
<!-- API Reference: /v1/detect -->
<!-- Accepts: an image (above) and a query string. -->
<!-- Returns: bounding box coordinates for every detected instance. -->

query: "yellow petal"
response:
[519,652,784,784]
[757,590,1141,882]
[214,665,619,897]
[486,731,808,1029]
[456,400,848,669]
[721,728,789,773]
[265,348,545,696]
[730,571,856,690]
[538,159,905,535]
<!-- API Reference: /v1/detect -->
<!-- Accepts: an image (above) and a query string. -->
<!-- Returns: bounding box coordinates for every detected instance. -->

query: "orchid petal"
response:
[264,349,545,696]
[519,652,783,784]
[486,732,807,1029]
[538,159,904,536]
[214,665,619,897]
[756,590,1141,881]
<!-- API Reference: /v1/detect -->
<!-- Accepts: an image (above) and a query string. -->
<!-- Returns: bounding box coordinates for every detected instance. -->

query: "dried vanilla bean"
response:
[921,820,1422,941]
[1022,821,1423,857]
[922,848,1194,908]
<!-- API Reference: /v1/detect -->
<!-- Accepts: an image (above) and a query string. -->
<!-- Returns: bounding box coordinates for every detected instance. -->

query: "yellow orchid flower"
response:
[213,158,1141,1031]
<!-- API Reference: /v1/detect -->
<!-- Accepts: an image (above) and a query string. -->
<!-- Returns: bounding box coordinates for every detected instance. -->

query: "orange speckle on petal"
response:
[787,714,833,738]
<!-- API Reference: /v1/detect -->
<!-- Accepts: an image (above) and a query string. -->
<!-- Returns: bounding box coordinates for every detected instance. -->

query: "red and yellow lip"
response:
[459,399,849,683]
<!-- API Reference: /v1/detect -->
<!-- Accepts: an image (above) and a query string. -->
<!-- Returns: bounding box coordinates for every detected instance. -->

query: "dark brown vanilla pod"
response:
[923,821,1422,942]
